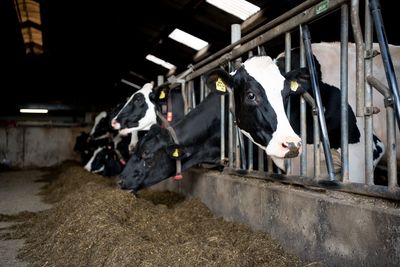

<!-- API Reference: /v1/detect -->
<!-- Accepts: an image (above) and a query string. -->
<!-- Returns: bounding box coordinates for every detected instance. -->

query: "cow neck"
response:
[155,110,182,181]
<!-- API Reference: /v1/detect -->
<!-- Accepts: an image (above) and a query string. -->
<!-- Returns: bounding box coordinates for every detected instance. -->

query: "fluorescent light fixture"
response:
[168,29,208,51]
[20,108,48,114]
[145,54,176,70]
[206,0,260,20]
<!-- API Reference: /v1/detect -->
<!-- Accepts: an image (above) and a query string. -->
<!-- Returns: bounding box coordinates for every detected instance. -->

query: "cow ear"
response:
[283,68,311,96]
[152,85,169,103]
[166,145,187,160]
[204,68,233,95]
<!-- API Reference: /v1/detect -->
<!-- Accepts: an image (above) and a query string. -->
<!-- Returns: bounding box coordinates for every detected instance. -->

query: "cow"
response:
[275,42,400,183]
[110,81,185,150]
[118,56,311,192]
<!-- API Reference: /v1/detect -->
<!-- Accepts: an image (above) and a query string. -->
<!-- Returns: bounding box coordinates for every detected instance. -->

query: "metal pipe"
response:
[350,0,365,117]
[340,4,350,182]
[302,25,335,180]
[190,0,324,72]
[186,0,349,81]
[367,76,398,189]
[200,75,205,102]
[369,0,400,130]
[364,0,374,185]
[247,50,254,171]
[299,28,307,176]
[285,32,292,174]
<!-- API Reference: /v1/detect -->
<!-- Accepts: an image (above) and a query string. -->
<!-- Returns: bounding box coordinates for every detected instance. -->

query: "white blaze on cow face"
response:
[111,82,157,134]
[84,147,103,172]
[90,111,107,136]
[242,56,302,167]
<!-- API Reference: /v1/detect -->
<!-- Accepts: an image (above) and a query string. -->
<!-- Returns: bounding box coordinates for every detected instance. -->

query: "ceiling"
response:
[1,0,399,119]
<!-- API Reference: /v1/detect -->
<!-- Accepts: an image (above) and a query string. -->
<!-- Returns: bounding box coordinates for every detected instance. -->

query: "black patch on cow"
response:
[232,66,278,147]
[115,92,148,128]
[276,47,361,148]
[373,135,384,160]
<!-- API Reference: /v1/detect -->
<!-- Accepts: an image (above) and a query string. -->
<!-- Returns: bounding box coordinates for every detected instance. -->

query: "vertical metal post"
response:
[157,75,164,86]
[256,45,266,172]
[350,0,365,117]
[302,25,335,180]
[387,104,398,189]
[181,82,189,115]
[299,28,308,176]
[365,0,374,184]
[370,0,400,129]
[285,32,292,174]
[247,50,254,171]
[189,80,196,109]
[231,24,242,169]
[200,75,205,102]
[341,4,350,182]
[220,93,226,164]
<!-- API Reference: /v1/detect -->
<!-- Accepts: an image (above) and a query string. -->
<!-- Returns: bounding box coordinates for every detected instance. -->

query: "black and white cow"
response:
[111,82,186,150]
[118,56,311,192]
[276,42,400,182]
[83,130,132,176]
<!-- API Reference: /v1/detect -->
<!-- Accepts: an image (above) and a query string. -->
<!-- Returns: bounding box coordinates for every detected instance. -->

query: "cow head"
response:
[84,144,124,177]
[204,56,310,169]
[111,82,157,135]
[118,124,183,192]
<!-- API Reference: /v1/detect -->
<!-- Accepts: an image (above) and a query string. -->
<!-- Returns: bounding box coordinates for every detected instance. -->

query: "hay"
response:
[3,163,324,267]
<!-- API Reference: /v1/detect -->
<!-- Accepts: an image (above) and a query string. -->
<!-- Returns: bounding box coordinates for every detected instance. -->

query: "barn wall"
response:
[152,169,400,267]
[0,126,89,168]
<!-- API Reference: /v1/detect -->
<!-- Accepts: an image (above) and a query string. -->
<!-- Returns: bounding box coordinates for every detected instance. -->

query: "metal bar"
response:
[340,4,350,182]
[256,45,265,172]
[350,0,365,117]
[285,32,292,174]
[369,0,400,130]
[220,94,226,163]
[364,0,374,185]
[367,76,398,189]
[120,79,141,89]
[189,0,323,72]
[299,28,307,176]
[200,75,205,102]
[186,0,349,81]
[247,50,254,171]
[302,25,335,180]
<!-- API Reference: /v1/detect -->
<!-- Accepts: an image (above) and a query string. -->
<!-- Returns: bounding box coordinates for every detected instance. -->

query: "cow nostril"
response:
[282,142,288,148]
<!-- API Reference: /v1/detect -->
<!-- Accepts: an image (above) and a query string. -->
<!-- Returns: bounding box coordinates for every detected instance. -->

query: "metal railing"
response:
[155,0,400,200]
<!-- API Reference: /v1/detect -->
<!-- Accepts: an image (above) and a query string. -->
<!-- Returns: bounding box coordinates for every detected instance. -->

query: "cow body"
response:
[119,56,311,192]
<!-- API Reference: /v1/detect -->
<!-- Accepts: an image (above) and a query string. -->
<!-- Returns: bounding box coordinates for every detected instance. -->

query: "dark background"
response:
[1,0,398,118]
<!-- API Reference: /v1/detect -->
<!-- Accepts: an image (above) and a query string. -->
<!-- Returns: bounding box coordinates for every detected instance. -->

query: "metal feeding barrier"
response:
[154,0,400,201]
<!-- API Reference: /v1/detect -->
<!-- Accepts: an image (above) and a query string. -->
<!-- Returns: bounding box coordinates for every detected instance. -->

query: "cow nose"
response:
[283,141,302,158]
[111,119,120,129]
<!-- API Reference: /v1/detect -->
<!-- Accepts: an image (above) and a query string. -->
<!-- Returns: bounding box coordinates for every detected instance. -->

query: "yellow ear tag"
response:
[216,78,226,92]
[290,80,299,91]
[159,90,166,99]
[172,148,179,158]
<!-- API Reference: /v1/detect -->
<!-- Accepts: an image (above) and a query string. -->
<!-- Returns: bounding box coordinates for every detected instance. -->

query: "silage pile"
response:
[4,162,322,267]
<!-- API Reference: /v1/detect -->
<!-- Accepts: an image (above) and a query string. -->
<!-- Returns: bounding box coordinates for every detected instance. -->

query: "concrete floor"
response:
[0,170,52,267]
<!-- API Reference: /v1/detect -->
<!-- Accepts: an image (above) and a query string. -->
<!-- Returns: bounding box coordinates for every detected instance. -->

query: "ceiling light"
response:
[20,108,48,114]
[168,29,208,51]
[206,0,260,20]
[145,54,176,70]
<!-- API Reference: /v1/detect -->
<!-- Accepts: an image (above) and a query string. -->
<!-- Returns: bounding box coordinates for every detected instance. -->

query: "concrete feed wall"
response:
[0,126,88,167]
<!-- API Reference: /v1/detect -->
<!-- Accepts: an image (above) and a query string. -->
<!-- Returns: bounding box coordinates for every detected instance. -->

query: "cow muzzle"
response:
[111,119,121,130]
[283,141,302,158]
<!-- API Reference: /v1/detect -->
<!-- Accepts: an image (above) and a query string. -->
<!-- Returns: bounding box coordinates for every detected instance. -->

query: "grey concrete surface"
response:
[0,170,51,267]
[152,168,400,267]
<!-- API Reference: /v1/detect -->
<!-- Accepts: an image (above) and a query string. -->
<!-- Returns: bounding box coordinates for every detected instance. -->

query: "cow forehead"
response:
[242,56,285,93]
[114,82,154,118]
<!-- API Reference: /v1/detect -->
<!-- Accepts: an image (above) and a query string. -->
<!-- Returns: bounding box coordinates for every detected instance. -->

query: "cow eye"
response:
[247,92,256,100]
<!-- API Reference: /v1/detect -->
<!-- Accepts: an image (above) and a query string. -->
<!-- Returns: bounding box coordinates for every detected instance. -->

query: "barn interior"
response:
[1,0,398,120]
[1,0,400,266]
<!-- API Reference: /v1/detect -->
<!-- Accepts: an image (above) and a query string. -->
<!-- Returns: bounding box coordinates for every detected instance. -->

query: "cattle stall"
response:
[146,0,400,266]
